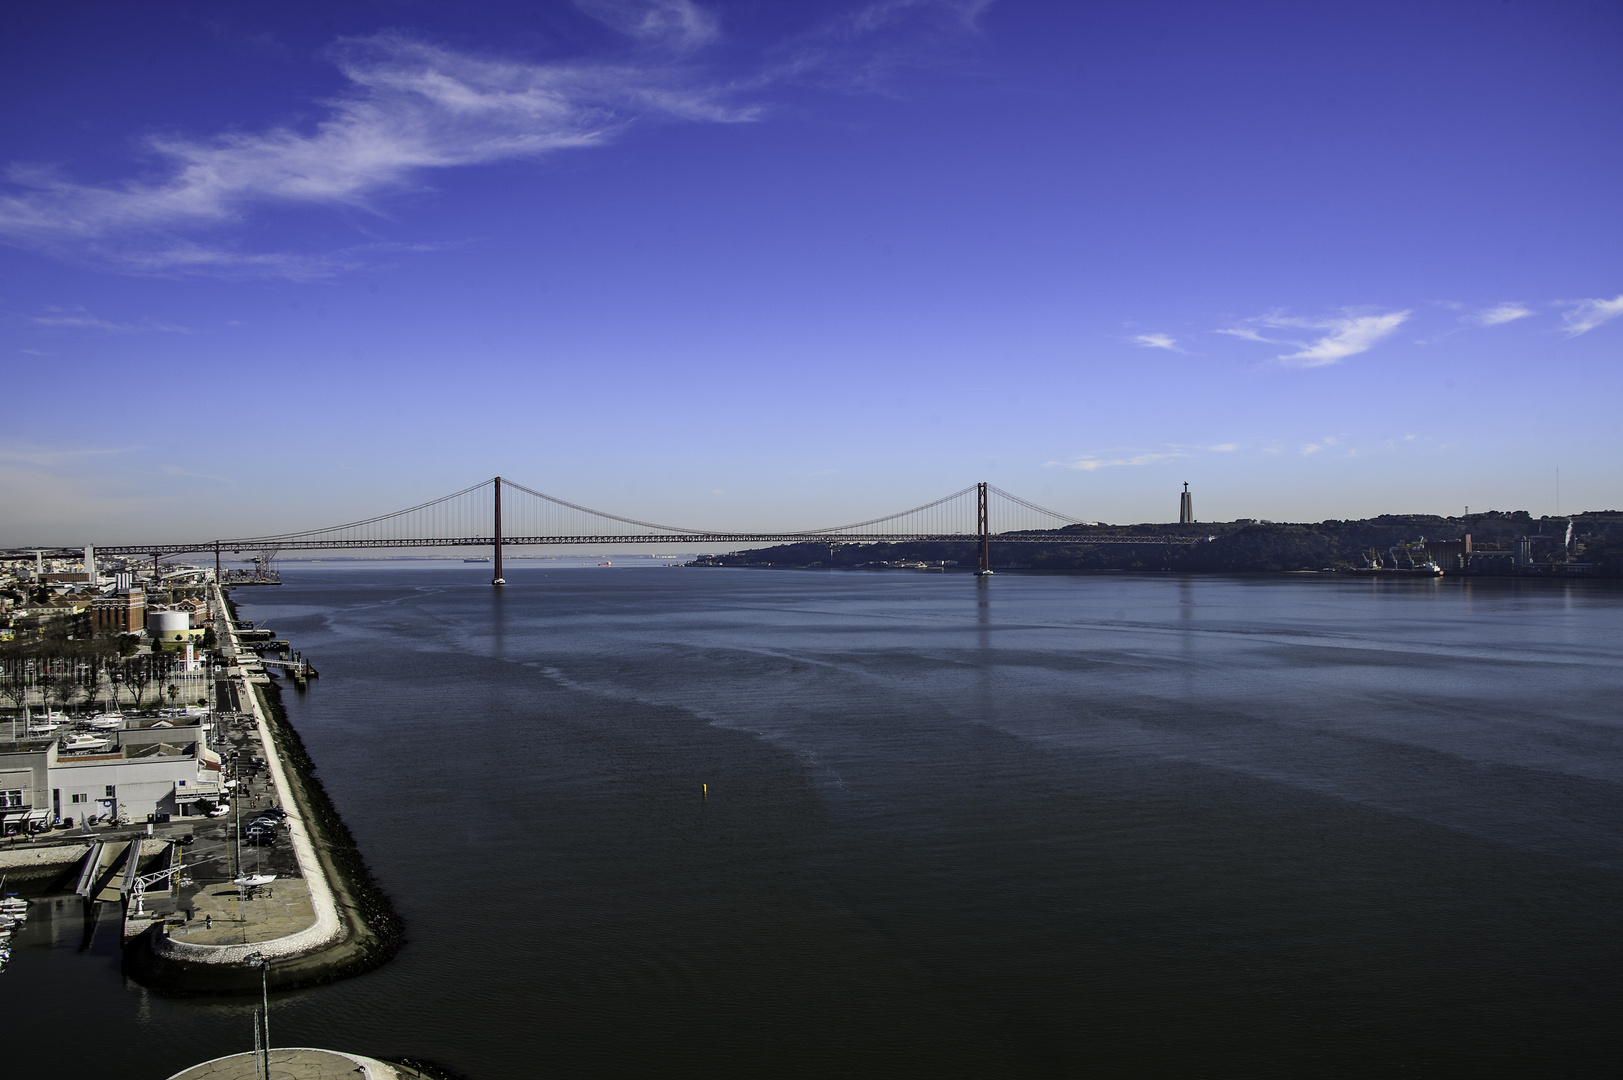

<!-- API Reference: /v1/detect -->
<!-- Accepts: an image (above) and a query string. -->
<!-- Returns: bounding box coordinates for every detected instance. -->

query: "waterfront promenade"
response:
[135,582,344,972]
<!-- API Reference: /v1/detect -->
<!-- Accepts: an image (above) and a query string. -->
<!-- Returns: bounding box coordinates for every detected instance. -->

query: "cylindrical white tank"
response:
[148,610,190,637]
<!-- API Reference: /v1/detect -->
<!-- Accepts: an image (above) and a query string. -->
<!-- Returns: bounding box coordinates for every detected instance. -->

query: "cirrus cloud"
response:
[0,29,755,272]
[1045,442,1239,471]
[0,2,989,278]
[1132,332,1183,352]
[1218,308,1409,367]
[30,306,189,333]
[1469,302,1533,326]
[1561,294,1623,337]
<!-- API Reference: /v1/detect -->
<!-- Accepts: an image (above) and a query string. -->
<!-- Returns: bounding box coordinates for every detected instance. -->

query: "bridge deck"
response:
[19,533,1208,557]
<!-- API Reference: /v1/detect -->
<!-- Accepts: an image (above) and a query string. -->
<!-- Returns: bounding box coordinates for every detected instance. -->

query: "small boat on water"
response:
[88,713,125,730]
[59,733,111,753]
[463,557,491,563]
[598,561,612,566]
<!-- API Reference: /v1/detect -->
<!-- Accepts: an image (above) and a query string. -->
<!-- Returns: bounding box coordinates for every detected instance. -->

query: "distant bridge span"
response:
[10,477,1206,581]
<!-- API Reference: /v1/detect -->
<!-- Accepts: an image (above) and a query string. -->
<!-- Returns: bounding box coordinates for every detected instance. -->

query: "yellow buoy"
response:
[702,783,708,799]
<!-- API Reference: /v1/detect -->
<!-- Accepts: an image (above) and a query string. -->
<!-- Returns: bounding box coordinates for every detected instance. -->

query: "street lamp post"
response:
[245,950,270,1077]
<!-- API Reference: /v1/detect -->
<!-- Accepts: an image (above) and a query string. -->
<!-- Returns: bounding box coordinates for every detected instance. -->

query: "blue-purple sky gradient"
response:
[3,0,1620,543]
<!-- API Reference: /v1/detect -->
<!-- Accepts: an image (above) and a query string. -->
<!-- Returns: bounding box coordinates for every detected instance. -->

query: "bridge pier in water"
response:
[976,482,992,576]
[492,475,506,586]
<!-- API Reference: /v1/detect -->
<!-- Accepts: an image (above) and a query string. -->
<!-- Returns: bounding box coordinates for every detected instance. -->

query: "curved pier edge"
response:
[124,600,403,995]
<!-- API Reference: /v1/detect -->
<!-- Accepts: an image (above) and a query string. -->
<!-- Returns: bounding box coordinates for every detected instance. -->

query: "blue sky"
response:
[3,0,1620,544]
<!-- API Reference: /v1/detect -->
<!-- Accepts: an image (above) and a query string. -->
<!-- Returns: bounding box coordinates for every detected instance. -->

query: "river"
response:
[5,565,1622,1077]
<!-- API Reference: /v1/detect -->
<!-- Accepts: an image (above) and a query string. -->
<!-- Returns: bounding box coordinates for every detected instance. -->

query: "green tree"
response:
[49,669,77,716]
[125,657,152,709]
[78,657,102,714]
[1,666,29,719]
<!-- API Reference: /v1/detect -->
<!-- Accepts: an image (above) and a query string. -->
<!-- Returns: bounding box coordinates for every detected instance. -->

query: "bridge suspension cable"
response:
[498,478,706,537]
[58,476,1200,562]
[794,483,1094,538]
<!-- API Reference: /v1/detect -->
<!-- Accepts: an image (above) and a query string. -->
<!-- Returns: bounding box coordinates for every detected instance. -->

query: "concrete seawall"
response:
[124,584,401,994]
[0,844,89,882]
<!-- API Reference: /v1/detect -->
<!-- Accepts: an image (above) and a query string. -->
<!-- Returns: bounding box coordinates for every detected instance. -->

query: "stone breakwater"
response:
[124,585,401,994]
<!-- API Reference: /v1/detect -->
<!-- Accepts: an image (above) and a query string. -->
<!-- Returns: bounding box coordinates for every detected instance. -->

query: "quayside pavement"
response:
[133,581,344,974]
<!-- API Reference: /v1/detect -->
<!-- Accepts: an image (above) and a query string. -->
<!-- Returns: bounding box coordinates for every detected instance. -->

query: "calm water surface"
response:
[6,566,1622,1077]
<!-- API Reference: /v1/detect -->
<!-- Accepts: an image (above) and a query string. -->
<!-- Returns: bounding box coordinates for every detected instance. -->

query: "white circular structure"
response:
[148,609,190,637]
[166,1048,404,1079]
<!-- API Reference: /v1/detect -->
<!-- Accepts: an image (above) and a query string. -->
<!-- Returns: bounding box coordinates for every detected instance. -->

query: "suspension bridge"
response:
[10,477,1204,582]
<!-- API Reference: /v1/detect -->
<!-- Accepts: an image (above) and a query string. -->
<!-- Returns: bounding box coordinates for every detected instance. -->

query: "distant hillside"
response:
[688,510,1623,576]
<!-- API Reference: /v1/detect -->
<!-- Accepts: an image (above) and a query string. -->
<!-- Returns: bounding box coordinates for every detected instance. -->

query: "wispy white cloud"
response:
[1469,302,1532,327]
[574,0,720,51]
[1050,451,1181,472]
[31,306,188,333]
[1300,436,1340,456]
[1132,332,1183,352]
[1045,442,1237,471]
[1217,308,1408,367]
[0,23,757,275]
[758,0,992,93]
[1561,294,1623,337]
[0,446,137,468]
[0,2,987,278]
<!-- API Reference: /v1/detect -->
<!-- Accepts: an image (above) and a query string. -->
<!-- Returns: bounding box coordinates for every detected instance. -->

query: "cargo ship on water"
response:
[1351,542,1444,576]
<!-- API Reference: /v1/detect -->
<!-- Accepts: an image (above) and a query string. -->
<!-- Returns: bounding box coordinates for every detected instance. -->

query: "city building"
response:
[92,587,146,634]
[0,721,222,831]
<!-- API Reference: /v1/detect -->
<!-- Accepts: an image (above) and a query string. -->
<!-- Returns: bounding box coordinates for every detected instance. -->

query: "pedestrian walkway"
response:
[167,878,316,946]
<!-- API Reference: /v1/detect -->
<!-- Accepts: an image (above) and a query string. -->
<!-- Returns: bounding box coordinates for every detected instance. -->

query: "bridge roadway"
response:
[9,532,1206,558]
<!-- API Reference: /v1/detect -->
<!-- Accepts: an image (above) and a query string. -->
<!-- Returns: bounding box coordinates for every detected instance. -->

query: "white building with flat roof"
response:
[0,722,222,832]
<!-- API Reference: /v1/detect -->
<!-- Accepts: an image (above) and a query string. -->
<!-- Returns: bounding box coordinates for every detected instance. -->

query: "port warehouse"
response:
[0,720,222,832]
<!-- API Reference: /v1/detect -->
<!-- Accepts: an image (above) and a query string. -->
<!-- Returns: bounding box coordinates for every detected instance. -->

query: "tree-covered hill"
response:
[689,510,1623,576]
